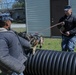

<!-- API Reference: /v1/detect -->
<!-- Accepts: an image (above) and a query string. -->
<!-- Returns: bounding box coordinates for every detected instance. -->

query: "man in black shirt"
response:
[58,5,76,51]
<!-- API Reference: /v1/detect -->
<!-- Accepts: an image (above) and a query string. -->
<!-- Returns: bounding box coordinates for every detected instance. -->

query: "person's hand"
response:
[65,31,70,36]
[61,21,65,26]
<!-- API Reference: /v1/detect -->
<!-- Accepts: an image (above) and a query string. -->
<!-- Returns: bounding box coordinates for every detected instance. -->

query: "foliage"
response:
[15,0,25,3]
[12,0,25,8]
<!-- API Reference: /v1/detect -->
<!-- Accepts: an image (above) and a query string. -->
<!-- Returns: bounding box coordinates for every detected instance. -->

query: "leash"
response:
[60,29,67,36]
[37,22,64,33]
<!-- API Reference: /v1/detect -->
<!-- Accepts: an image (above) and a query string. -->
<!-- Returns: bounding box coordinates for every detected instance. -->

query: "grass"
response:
[12,28,26,32]
[40,38,62,51]
[37,38,62,51]
[37,38,76,51]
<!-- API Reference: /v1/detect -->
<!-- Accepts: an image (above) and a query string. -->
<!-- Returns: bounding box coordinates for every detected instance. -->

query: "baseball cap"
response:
[64,5,72,11]
[0,13,13,21]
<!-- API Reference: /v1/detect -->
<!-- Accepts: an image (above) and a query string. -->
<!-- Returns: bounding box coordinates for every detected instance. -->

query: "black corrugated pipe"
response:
[24,50,76,75]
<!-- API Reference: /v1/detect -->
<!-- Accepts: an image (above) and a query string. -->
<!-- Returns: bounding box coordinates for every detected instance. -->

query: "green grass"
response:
[37,38,76,51]
[12,28,26,32]
[42,38,61,51]
[37,38,62,51]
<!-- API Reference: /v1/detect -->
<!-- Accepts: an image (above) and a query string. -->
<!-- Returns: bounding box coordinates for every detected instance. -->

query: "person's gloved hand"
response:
[61,21,65,26]
[65,31,70,36]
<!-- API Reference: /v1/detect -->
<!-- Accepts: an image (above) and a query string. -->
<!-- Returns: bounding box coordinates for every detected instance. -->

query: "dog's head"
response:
[18,32,44,48]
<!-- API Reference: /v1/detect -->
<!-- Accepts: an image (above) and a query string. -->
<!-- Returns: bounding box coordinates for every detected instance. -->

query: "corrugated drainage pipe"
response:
[24,50,76,75]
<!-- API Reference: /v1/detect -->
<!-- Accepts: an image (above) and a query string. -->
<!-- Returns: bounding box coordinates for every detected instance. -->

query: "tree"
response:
[12,0,25,8]
[15,0,25,3]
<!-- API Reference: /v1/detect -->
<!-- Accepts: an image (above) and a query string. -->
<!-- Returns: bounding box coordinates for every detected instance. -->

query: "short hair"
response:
[0,20,6,27]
